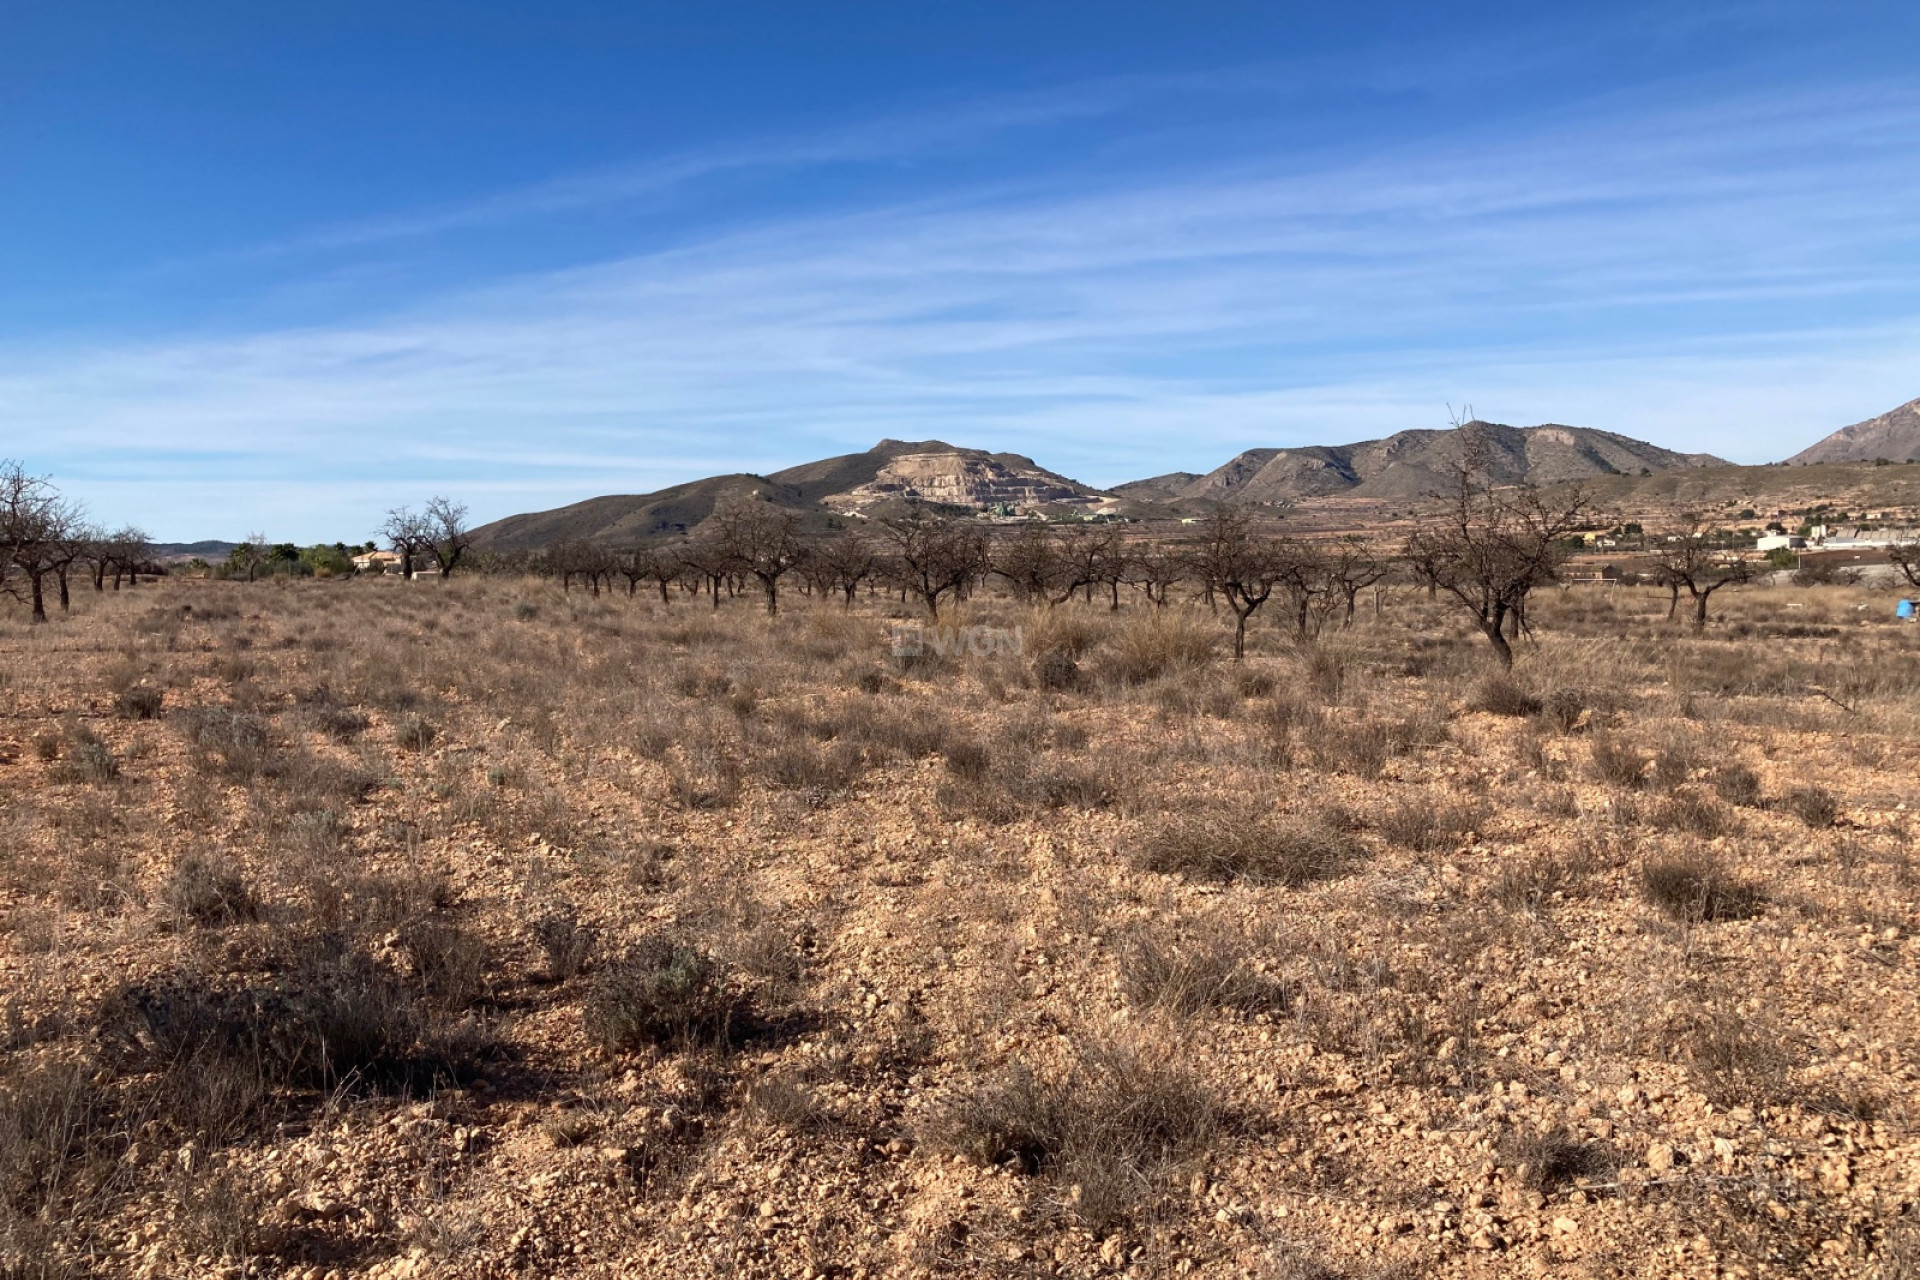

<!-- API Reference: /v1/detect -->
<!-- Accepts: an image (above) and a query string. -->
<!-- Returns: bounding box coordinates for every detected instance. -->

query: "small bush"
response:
[942,739,995,783]
[1648,793,1729,837]
[1640,852,1763,923]
[52,728,120,784]
[1033,648,1081,692]
[1677,1008,1795,1106]
[160,854,258,929]
[1107,617,1213,685]
[512,601,538,621]
[1377,798,1487,853]
[1540,687,1589,733]
[583,937,745,1053]
[180,708,273,779]
[309,703,371,743]
[397,919,492,1009]
[1782,785,1838,828]
[395,713,438,753]
[1501,1128,1611,1194]
[936,1037,1219,1228]
[760,741,862,795]
[531,909,599,983]
[1471,674,1541,717]
[115,686,165,720]
[1311,717,1393,779]
[1713,765,1764,808]
[1133,810,1357,887]
[1118,927,1287,1016]
[1588,735,1649,789]
[743,1070,823,1133]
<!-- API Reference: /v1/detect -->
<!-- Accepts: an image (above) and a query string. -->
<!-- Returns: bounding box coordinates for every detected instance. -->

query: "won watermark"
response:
[888,621,1024,659]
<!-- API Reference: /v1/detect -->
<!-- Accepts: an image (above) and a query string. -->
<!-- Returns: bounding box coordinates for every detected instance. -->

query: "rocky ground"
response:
[1,577,1915,1278]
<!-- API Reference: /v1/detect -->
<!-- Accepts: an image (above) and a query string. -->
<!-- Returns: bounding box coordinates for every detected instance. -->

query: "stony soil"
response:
[1,577,1915,1279]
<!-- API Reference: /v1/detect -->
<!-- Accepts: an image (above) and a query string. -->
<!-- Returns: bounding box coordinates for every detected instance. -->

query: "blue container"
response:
[1899,599,1915,620]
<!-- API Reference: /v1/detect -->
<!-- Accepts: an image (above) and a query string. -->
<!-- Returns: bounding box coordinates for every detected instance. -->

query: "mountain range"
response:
[1786,396,1920,465]
[468,399,1916,550]
[1113,421,1724,505]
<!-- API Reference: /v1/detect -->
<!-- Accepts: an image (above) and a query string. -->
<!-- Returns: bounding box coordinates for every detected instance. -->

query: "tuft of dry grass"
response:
[159,853,257,929]
[1782,784,1839,828]
[1132,808,1358,886]
[1640,851,1763,922]
[935,1035,1220,1228]
[583,936,747,1053]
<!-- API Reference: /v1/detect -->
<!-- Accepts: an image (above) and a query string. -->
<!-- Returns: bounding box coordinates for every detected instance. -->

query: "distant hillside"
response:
[468,474,804,554]
[1786,396,1920,465]
[1116,421,1726,506]
[468,440,1121,552]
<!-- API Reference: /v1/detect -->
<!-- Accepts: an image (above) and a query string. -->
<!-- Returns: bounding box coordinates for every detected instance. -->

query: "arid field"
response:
[2,575,1916,1279]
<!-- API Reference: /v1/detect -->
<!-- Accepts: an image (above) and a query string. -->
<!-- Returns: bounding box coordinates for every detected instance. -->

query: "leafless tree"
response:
[1124,541,1186,609]
[1322,536,1390,627]
[616,543,679,602]
[1650,516,1758,631]
[676,535,736,611]
[1088,525,1131,610]
[710,495,807,614]
[991,523,1071,603]
[1405,427,1589,668]
[877,506,989,618]
[102,525,151,590]
[423,497,473,578]
[1888,538,1920,591]
[809,530,880,609]
[1190,505,1290,660]
[550,540,615,595]
[0,461,77,623]
[239,531,271,582]
[379,508,434,580]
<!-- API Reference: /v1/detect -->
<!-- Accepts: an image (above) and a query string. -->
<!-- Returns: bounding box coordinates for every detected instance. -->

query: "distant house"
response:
[1755,534,1805,553]
[1562,564,1621,586]
[352,550,405,574]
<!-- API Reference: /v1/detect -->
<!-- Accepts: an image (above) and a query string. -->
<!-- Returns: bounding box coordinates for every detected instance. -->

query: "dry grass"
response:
[1,573,1915,1279]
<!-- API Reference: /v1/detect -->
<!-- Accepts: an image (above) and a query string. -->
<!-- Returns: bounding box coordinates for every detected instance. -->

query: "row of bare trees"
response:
[0,461,153,624]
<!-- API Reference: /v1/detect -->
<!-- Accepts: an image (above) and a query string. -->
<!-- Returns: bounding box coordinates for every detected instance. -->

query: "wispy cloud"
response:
[8,74,1920,538]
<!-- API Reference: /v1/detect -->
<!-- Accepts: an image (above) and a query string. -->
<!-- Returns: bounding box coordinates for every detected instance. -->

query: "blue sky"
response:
[4,1,1918,541]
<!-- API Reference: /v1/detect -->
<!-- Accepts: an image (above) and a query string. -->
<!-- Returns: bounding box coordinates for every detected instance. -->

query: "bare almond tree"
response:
[424,497,473,578]
[1190,504,1289,660]
[1888,537,1920,591]
[0,461,78,623]
[1124,541,1186,609]
[1405,427,1589,668]
[991,523,1072,604]
[711,495,807,614]
[1650,516,1758,631]
[379,508,433,580]
[809,529,880,609]
[1323,536,1390,627]
[877,506,988,618]
[239,531,271,582]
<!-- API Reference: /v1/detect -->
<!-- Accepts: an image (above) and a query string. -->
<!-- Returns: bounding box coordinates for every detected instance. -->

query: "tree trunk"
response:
[1233,612,1249,661]
[1693,587,1712,632]
[1480,605,1514,667]
[29,572,47,623]
[657,580,670,605]
[57,567,70,612]
[1667,583,1679,619]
